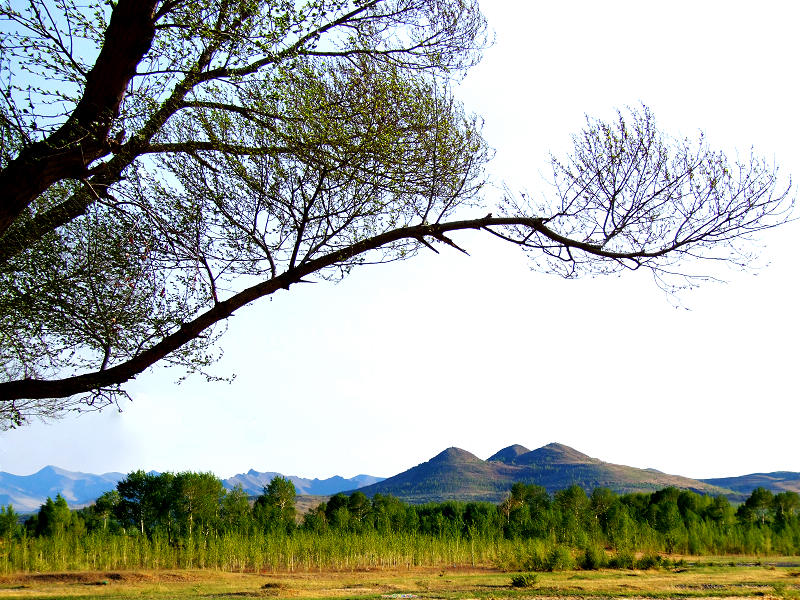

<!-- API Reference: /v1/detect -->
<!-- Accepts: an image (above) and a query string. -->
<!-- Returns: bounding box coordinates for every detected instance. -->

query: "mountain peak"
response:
[35,465,82,479]
[430,447,481,464]
[487,444,531,464]
[516,442,597,465]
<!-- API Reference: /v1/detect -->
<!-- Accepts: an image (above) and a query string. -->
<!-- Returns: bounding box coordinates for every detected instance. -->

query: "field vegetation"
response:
[2,561,800,599]
[1,473,799,576]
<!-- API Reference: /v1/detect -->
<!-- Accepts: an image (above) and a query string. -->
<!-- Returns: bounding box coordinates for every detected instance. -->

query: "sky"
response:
[2,1,799,483]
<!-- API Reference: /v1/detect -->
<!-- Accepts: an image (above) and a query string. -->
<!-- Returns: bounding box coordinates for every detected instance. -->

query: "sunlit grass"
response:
[1,561,800,599]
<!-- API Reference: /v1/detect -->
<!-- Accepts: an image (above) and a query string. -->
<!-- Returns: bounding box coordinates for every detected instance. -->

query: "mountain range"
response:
[0,466,125,513]
[2,443,798,512]
[351,443,800,504]
[224,470,383,497]
[0,467,383,512]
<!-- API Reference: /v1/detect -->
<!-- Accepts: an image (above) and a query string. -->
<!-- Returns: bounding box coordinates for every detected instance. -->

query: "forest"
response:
[1,471,799,573]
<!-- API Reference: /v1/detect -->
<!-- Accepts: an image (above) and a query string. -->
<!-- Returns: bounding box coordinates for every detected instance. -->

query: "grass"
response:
[1,559,800,599]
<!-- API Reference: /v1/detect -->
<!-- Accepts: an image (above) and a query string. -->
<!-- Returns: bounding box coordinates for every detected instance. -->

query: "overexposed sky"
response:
[2,1,799,482]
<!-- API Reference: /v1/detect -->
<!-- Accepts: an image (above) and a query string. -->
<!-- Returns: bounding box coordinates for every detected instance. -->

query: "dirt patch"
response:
[0,569,222,586]
[0,572,110,584]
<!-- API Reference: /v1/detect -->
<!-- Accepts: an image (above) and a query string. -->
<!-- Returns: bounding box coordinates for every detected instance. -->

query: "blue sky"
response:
[2,1,798,482]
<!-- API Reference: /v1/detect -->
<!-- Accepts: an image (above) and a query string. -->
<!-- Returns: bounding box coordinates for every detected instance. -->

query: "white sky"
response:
[2,1,799,483]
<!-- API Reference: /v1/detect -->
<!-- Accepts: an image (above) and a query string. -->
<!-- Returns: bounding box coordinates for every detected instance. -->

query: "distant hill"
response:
[3,446,797,512]
[353,443,745,503]
[0,466,125,512]
[344,447,522,504]
[222,470,383,496]
[487,444,530,464]
[0,466,383,512]
[700,472,800,495]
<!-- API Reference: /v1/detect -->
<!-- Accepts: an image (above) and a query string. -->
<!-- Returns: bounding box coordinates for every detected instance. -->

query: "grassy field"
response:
[1,559,800,599]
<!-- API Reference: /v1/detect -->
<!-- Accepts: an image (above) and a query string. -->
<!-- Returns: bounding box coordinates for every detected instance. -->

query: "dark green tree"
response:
[220,484,252,534]
[173,471,224,537]
[0,504,20,538]
[115,470,174,535]
[347,492,370,528]
[254,476,296,532]
[76,489,122,533]
[772,491,800,529]
[33,494,78,537]
[324,493,350,529]
[302,502,328,533]
[738,487,774,526]
[93,489,121,532]
[554,485,591,546]
[704,495,735,527]
[590,487,617,531]
[369,494,408,534]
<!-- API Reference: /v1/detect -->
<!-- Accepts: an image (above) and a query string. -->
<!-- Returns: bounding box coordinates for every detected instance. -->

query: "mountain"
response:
[343,447,523,504]
[509,442,601,466]
[0,466,125,512]
[700,472,800,495]
[353,443,743,504]
[487,444,530,464]
[222,470,384,496]
[0,466,384,512]
[3,447,797,512]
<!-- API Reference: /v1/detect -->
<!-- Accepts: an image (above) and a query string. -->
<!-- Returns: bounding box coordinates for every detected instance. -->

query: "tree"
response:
[32,493,79,537]
[220,484,252,534]
[772,491,800,530]
[115,470,174,535]
[254,475,296,531]
[347,491,370,527]
[704,495,735,527]
[90,489,121,532]
[589,487,617,531]
[173,471,223,537]
[0,1,792,427]
[324,492,351,529]
[554,485,591,545]
[369,493,408,533]
[737,487,775,526]
[0,504,20,539]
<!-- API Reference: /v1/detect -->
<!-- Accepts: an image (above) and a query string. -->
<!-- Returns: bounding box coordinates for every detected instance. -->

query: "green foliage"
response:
[115,471,175,536]
[220,485,251,534]
[254,476,297,533]
[31,494,83,538]
[7,476,800,576]
[635,553,664,570]
[173,472,225,537]
[579,545,607,570]
[0,504,20,539]
[546,545,574,571]
[510,572,539,588]
[608,549,635,569]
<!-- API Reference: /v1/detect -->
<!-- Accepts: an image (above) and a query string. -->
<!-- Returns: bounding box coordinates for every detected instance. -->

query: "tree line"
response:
[2,471,799,559]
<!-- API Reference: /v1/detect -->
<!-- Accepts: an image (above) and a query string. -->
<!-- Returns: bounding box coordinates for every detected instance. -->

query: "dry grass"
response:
[1,561,799,599]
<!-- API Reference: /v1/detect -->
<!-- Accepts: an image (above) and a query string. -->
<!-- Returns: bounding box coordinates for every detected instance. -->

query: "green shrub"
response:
[608,549,635,569]
[635,554,662,570]
[546,545,574,571]
[510,573,539,588]
[521,545,548,572]
[580,546,607,570]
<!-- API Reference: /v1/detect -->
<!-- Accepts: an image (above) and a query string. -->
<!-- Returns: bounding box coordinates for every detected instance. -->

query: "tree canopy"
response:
[15,475,800,562]
[0,0,792,428]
